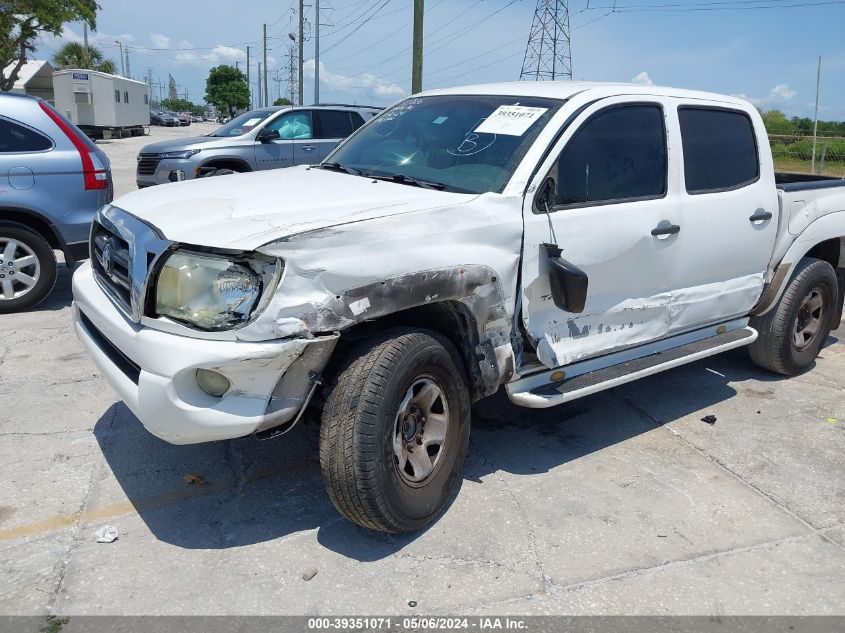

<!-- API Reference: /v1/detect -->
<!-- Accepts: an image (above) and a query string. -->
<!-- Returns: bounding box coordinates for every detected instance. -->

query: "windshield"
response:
[210,109,278,137]
[326,95,563,194]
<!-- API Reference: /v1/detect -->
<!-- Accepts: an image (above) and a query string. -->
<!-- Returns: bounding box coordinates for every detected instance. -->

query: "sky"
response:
[32,0,845,120]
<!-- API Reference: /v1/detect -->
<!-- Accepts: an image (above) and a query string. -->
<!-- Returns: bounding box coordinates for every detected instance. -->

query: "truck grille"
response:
[91,222,133,314]
[137,153,161,176]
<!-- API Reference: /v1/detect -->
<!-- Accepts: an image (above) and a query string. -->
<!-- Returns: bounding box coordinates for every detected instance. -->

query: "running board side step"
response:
[507,326,757,409]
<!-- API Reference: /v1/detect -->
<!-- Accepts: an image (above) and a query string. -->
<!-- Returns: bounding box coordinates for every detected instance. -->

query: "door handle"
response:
[749,210,773,223]
[651,224,681,237]
[301,145,315,151]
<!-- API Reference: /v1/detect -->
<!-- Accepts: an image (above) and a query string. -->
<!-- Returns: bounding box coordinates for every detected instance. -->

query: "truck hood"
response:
[140,135,224,154]
[113,166,477,250]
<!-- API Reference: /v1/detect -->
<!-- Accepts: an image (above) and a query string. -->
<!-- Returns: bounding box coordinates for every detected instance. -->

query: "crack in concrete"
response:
[45,405,118,614]
[467,526,845,612]
[396,551,525,575]
[470,439,552,588]
[621,395,845,554]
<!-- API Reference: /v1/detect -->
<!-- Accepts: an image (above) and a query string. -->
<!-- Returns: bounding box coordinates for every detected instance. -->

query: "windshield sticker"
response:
[433,116,448,125]
[474,105,548,136]
[242,118,262,128]
[447,118,497,157]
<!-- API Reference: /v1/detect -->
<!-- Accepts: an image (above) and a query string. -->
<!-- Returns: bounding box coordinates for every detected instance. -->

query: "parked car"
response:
[135,104,380,187]
[150,111,179,127]
[73,82,845,533]
[0,93,112,312]
[175,112,190,126]
[191,115,203,123]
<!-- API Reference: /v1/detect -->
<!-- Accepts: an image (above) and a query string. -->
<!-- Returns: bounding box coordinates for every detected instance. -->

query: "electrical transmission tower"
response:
[520,0,572,81]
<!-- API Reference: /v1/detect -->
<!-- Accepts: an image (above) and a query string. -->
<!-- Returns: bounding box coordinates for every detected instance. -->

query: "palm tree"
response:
[52,42,117,75]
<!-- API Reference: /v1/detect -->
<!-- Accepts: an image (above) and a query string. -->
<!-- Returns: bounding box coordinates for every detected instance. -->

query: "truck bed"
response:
[776,172,845,192]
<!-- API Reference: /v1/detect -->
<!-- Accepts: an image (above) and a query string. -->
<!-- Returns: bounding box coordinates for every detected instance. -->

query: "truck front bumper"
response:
[72,263,337,445]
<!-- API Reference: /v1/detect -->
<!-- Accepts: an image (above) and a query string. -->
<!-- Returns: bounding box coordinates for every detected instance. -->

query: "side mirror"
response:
[258,128,280,143]
[544,243,589,314]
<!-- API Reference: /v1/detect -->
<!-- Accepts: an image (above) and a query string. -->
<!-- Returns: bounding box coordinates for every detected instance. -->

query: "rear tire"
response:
[749,257,838,375]
[319,328,471,533]
[0,224,58,313]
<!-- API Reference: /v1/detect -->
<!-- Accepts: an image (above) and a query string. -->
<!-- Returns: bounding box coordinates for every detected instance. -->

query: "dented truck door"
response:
[521,96,684,368]
[663,101,779,332]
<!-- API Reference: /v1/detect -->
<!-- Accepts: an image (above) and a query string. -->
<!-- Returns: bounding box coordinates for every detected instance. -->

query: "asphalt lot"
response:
[1,124,844,616]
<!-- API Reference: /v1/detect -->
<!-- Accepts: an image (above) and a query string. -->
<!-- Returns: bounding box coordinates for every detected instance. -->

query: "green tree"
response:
[1,0,99,91]
[52,42,115,74]
[161,98,207,117]
[761,110,793,135]
[274,97,292,106]
[205,65,248,117]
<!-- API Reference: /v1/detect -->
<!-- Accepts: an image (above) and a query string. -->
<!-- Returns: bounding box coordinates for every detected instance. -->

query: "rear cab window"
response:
[678,107,759,194]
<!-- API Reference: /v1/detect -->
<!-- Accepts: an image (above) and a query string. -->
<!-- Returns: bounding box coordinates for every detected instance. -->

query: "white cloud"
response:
[169,41,253,66]
[631,71,653,85]
[149,33,171,49]
[769,83,796,101]
[39,25,134,50]
[304,59,405,100]
[739,83,797,108]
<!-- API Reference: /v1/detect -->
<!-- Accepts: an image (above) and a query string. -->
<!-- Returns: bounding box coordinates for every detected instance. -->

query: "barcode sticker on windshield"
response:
[474,106,548,136]
[242,118,262,128]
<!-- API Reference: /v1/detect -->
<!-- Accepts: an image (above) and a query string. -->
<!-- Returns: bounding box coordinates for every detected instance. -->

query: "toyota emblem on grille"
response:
[101,241,114,275]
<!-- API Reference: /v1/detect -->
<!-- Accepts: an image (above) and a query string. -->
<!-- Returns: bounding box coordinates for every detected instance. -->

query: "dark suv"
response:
[0,93,112,312]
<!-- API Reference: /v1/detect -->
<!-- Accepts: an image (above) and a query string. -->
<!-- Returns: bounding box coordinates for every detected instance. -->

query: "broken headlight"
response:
[154,251,281,331]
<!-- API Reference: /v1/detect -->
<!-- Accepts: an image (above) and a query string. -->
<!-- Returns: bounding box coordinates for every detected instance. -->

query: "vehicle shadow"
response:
[93,334,838,561]
[32,262,75,312]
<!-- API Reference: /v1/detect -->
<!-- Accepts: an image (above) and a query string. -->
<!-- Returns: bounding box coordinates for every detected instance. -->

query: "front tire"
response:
[319,328,471,533]
[0,224,58,313]
[749,257,839,375]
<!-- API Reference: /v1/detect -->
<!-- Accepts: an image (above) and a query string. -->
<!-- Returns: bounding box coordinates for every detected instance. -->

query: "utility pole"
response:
[124,46,131,79]
[314,0,320,104]
[263,23,269,107]
[258,62,262,109]
[520,0,572,81]
[412,0,424,94]
[246,46,251,108]
[298,0,305,105]
[811,56,822,175]
[115,40,125,77]
[83,22,89,62]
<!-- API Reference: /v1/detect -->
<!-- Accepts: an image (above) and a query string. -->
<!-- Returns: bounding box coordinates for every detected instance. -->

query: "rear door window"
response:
[554,104,667,207]
[679,107,759,193]
[317,110,355,139]
[0,117,53,152]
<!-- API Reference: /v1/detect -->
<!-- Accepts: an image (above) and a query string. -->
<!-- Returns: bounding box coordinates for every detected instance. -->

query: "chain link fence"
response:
[769,133,845,177]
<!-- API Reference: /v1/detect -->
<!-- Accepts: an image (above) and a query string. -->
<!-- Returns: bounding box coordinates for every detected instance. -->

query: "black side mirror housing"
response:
[258,128,280,143]
[544,243,589,314]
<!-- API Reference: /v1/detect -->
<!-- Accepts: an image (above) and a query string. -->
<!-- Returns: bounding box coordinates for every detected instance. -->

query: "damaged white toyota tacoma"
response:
[73,82,845,533]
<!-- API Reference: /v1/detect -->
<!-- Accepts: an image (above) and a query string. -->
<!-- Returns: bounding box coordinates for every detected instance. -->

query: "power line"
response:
[323,0,394,53]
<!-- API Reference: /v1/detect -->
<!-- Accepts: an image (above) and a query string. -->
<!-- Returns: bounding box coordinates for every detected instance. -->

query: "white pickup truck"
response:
[72,82,845,533]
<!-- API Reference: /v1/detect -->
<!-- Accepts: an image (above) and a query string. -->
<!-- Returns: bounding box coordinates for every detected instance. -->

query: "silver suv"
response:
[136,104,379,187]
[0,93,112,312]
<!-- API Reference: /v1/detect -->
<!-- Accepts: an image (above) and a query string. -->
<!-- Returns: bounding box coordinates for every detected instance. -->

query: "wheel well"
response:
[0,209,62,250]
[805,238,844,324]
[805,238,841,269]
[333,301,488,400]
[201,159,252,173]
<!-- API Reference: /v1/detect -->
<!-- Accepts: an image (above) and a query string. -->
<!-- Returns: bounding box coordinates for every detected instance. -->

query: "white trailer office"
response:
[53,69,150,138]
